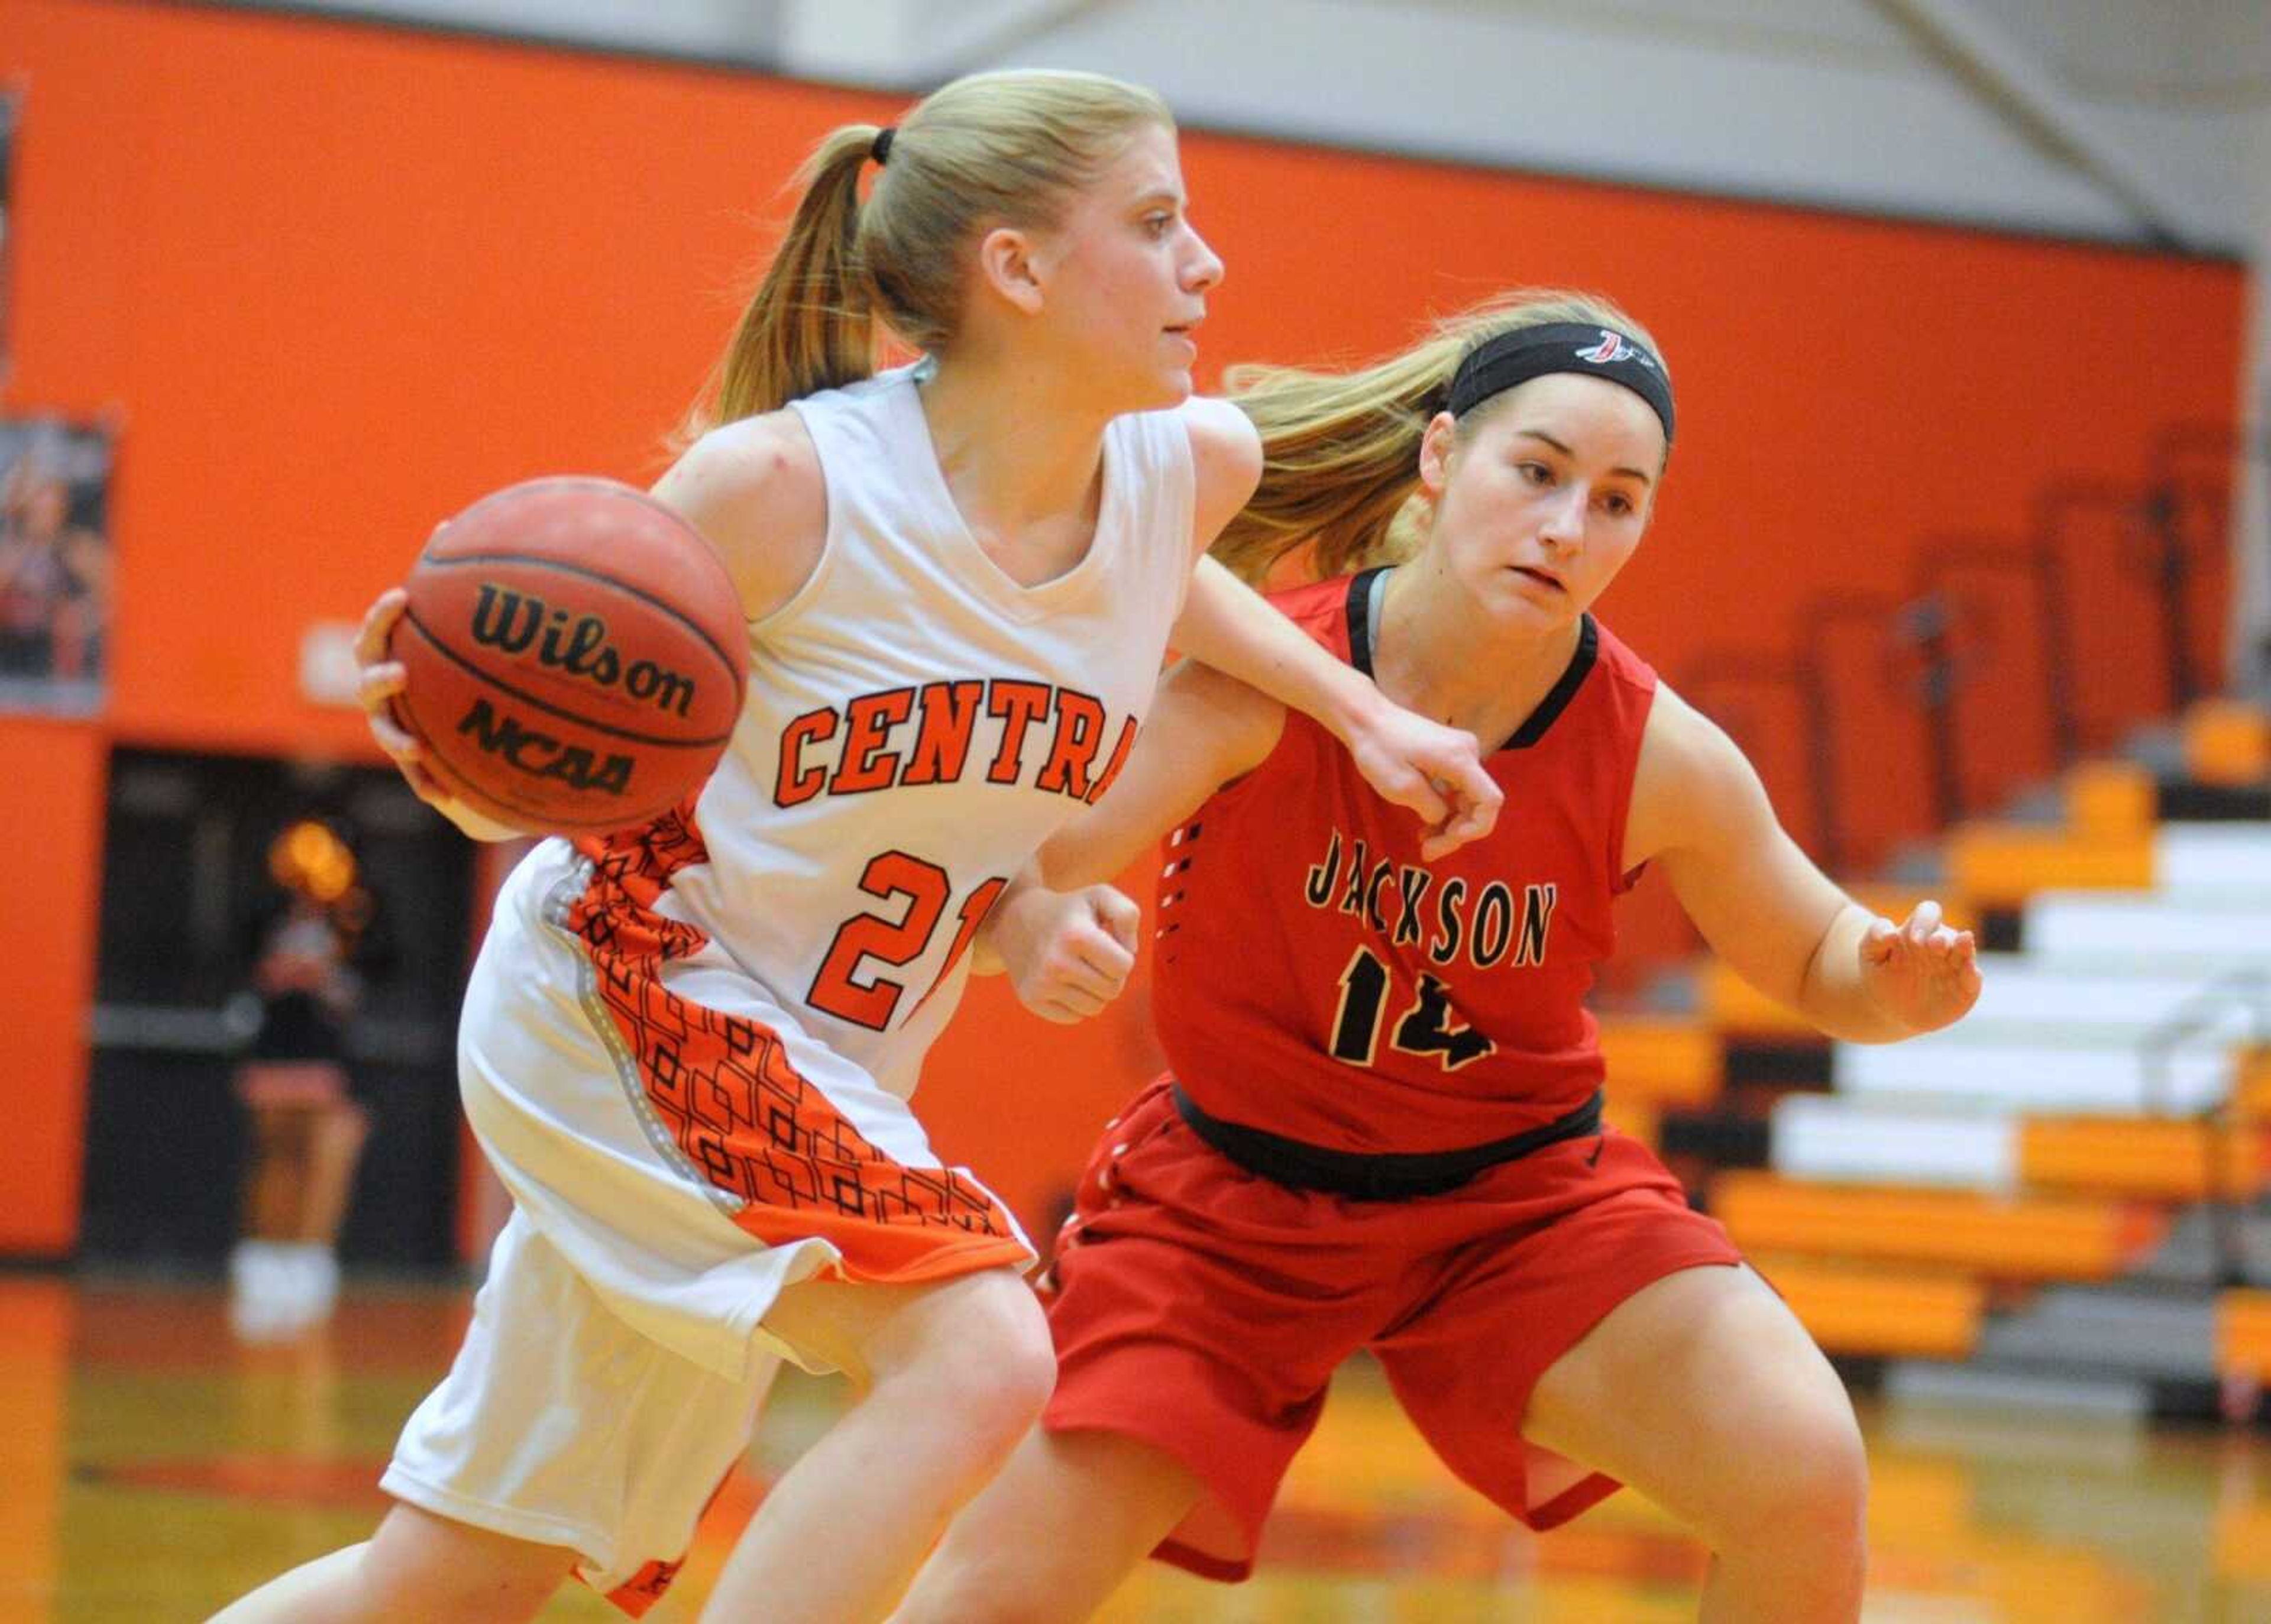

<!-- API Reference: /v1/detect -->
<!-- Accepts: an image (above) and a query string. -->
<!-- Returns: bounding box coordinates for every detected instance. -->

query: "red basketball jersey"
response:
[1153,568,1658,1154]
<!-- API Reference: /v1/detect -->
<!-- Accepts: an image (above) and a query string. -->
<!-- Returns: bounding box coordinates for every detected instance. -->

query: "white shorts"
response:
[458,840,1034,1382]
[383,837,1035,1612]
[383,1210,774,1613]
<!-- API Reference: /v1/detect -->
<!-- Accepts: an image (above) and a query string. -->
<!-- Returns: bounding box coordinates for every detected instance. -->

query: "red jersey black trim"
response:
[1503,617,1600,750]
[1344,564,1602,752]
[1344,567,1387,678]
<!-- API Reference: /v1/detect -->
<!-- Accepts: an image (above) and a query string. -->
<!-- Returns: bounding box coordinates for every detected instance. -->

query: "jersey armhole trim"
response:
[1605,673,1658,888]
[754,400,846,638]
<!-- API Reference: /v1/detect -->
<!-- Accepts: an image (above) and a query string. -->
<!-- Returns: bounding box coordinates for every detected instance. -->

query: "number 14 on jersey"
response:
[1329,945,1496,1072]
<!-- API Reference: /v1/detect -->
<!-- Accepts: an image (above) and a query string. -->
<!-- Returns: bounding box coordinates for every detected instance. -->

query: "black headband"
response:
[870,126,896,165]
[1445,322,1675,443]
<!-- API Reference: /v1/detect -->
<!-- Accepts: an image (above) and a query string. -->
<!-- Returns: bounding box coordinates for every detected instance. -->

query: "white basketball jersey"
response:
[653,365,1195,1098]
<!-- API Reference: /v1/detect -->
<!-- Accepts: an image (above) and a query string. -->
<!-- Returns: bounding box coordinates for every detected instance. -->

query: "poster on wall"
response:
[0,417,114,715]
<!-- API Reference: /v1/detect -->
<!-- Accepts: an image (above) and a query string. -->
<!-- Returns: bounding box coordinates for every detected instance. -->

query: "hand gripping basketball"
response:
[380,477,750,836]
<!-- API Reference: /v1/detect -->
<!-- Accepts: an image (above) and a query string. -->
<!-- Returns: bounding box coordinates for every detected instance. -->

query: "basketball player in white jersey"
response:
[210,70,1501,1624]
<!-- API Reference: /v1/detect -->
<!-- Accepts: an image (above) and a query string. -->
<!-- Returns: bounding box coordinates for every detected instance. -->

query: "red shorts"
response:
[1039,1077,1743,1581]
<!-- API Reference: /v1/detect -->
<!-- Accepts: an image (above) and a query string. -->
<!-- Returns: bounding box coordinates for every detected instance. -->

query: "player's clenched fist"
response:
[977,879,1143,1025]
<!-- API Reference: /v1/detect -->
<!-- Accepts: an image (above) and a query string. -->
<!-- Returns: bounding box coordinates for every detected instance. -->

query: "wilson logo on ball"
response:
[393,474,750,835]
[468,584,701,718]
[455,697,637,795]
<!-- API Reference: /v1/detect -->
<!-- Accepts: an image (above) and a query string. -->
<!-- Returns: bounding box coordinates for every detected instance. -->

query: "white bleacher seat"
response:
[2154,824,2271,898]
[1771,1095,2017,1188]
[1835,1034,2230,1115]
[1956,960,2246,1040]
[2021,895,2271,973]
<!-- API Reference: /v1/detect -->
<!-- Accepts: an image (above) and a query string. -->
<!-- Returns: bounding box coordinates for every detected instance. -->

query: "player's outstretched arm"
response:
[1036,658,1284,891]
[1169,558,1500,861]
[1631,686,1981,1043]
[1176,397,1500,863]
[974,647,1282,1024]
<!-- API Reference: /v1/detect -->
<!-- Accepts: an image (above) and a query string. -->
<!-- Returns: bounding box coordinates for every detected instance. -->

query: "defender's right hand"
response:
[983,882,1142,1025]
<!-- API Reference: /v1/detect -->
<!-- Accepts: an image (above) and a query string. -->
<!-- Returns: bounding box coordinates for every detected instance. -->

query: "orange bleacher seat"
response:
[2234,1048,2271,1116]
[1701,887,1978,1036]
[1701,959,1813,1036]
[2019,1115,2270,1201]
[1599,1095,1660,1152]
[2063,761,2156,839]
[1945,824,2153,905]
[2216,1290,2271,1383]
[1712,1172,2166,1279]
[1596,1018,1720,1107]
[1846,885,1978,931]
[2183,698,2271,787]
[1753,1255,1984,1358]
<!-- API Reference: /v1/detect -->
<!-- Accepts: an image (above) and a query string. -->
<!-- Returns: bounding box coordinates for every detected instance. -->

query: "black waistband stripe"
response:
[1170,1085,1605,1201]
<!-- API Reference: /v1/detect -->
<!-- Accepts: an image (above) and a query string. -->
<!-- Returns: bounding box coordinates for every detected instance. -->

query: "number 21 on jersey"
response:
[808,851,1008,1031]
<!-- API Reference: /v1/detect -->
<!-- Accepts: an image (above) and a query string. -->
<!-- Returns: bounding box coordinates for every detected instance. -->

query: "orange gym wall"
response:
[0,0,2247,1252]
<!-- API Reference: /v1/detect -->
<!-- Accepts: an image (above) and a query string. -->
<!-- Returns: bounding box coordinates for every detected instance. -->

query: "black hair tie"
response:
[870,127,896,166]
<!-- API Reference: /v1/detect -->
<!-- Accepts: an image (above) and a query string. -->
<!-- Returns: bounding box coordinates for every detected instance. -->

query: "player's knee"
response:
[960,1291,1058,1450]
[889,1281,1056,1457]
[1734,1393,1868,1555]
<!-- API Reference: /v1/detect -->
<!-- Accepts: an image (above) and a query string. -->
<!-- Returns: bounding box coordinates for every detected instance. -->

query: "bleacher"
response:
[1604,700,2271,1416]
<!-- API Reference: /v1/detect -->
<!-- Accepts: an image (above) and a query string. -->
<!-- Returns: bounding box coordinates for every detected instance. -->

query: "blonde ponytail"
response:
[709,125,881,429]
[687,70,1172,438]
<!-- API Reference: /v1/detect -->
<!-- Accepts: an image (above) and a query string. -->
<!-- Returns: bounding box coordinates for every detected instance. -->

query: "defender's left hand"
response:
[1347,708,1502,862]
[1859,900,1981,1034]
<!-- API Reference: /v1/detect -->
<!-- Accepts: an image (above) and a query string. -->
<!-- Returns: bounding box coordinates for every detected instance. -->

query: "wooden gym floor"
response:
[4,1278,2266,1622]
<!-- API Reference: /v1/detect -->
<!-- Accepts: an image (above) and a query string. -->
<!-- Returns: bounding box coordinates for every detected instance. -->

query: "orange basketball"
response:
[389,476,748,836]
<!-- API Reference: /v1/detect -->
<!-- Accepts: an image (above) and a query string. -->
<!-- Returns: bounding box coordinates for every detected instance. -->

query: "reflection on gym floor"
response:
[6,1280,2265,1622]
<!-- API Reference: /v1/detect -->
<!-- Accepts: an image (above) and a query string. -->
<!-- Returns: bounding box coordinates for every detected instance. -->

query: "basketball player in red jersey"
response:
[895,291,1982,1623]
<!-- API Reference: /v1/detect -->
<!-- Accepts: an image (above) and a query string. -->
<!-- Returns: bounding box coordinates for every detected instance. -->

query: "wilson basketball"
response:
[389,476,748,835]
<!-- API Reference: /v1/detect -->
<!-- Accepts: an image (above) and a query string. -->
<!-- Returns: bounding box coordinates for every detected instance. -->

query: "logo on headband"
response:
[1576,329,1655,370]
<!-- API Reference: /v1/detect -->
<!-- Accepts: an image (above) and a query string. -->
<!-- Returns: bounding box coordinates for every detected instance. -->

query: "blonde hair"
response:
[1214,289,1668,585]
[691,70,1174,434]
